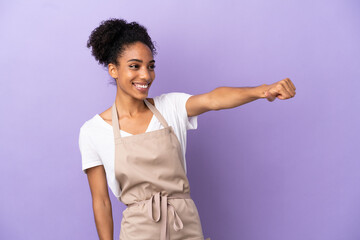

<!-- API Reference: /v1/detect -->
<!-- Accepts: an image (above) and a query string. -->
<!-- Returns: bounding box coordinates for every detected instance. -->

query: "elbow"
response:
[92,196,111,209]
[210,87,224,111]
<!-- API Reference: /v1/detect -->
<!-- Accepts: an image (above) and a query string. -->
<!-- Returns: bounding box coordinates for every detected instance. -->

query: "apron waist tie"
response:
[126,192,191,240]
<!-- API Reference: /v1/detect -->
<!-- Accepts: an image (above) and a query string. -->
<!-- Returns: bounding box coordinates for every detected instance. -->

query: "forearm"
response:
[92,199,114,240]
[211,84,268,110]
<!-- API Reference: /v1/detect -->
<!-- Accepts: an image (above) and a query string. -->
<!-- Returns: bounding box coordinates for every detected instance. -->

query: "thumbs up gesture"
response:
[264,78,296,102]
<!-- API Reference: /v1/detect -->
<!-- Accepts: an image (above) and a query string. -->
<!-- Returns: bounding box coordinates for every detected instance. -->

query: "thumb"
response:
[265,90,277,102]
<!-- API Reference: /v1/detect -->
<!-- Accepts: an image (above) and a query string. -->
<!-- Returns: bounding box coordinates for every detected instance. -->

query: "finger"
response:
[281,81,293,98]
[286,78,296,93]
[288,78,296,91]
[277,83,292,99]
[284,80,295,97]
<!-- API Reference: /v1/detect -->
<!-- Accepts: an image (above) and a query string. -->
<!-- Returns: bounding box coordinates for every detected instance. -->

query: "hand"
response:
[264,78,296,102]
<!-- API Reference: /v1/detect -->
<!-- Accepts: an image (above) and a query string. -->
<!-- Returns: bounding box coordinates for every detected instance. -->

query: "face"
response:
[109,41,156,100]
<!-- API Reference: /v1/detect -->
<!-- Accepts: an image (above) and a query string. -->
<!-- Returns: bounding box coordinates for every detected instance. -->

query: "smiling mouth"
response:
[132,81,152,92]
[132,82,149,88]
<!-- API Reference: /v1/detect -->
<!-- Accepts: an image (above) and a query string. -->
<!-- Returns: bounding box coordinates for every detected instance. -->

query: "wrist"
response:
[254,84,268,99]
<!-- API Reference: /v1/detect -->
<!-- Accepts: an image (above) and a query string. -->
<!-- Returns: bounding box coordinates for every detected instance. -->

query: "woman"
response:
[79,18,296,240]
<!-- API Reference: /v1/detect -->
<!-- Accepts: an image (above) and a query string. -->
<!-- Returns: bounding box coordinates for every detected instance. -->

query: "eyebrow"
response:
[127,59,155,63]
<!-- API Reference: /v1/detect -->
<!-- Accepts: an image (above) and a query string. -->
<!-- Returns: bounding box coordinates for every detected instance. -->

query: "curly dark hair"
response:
[86,18,157,68]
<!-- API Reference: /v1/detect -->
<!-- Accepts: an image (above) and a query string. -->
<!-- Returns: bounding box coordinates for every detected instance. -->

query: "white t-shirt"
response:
[78,92,198,199]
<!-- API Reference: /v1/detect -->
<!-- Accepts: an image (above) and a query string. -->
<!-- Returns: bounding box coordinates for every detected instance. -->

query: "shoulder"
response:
[154,92,193,101]
[80,115,97,132]
[98,105,113,126]
[151,92,198,130]
[79,114,106,139]
[153,92,193,108]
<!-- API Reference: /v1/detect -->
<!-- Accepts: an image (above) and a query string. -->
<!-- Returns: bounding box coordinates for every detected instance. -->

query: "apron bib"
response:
[111,99,209,240]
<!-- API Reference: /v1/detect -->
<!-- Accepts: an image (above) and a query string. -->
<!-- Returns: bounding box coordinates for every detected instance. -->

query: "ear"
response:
[108,63,118,79]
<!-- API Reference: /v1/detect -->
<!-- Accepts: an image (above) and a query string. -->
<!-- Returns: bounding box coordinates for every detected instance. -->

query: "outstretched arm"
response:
[186,78,296,117]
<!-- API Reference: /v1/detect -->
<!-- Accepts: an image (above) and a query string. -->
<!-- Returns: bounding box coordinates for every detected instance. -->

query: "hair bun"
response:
[87,18,156,67]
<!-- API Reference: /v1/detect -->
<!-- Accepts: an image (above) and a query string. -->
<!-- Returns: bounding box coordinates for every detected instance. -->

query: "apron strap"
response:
[111,102,121,138]
[111,99,169,138]
[144,99,169,128]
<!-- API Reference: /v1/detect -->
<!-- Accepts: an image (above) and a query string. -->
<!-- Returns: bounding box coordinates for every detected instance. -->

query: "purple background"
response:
[1,0,359,239]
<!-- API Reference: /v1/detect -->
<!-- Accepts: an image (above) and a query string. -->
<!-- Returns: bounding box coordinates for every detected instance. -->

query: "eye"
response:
[149,65,156,70]
[129,64,139,69]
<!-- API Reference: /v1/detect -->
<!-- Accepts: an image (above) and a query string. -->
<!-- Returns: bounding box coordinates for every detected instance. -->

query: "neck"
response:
[114,92,148,118]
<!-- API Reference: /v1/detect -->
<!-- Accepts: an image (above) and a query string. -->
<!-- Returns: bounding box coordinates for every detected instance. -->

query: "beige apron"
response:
[111,99,210,240]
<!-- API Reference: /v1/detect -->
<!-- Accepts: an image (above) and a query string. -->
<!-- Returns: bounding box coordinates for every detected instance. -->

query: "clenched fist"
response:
[263,78,296,102]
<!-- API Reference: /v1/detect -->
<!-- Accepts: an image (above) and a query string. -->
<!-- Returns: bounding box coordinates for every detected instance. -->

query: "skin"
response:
[85,41,297,240]
[104,41,156,135]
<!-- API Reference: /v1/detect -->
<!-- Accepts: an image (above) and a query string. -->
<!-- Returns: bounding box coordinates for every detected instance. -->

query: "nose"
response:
[139,67,152,82]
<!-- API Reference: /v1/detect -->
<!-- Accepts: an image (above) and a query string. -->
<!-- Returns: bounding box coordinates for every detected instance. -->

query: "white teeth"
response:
[134,83,148,88]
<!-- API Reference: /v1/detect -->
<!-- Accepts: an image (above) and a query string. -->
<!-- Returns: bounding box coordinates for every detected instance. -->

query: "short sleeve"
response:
[78,126,103,174]
[169,92,198,130]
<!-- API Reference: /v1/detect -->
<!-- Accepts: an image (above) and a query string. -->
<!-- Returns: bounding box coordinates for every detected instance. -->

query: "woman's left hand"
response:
[264,78,296,102]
